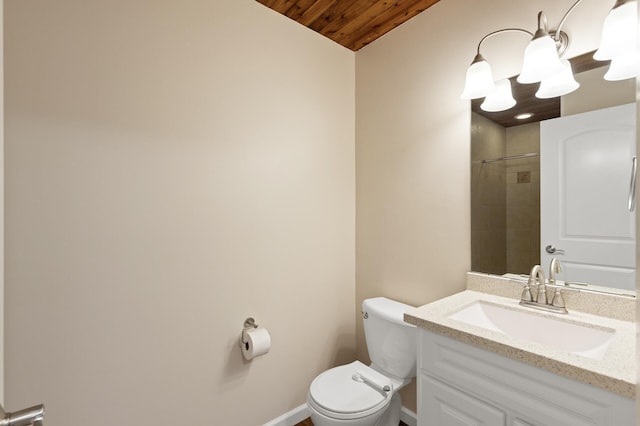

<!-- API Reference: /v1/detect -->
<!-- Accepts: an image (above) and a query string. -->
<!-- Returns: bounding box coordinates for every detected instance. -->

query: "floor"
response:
[295,418,409,426]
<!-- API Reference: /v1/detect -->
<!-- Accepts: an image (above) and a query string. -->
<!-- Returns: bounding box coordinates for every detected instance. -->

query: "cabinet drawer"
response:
[420,374,506,426]
[418,329,634,426]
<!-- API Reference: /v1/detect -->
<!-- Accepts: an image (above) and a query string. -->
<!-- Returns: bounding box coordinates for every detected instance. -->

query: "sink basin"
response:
[447,301,615,360]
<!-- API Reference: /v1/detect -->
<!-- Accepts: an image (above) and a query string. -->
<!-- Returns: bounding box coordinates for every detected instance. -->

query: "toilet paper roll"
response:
[242,327,271,360]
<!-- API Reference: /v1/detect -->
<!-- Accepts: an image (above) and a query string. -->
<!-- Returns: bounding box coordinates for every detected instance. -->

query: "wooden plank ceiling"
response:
[256,0,441,51]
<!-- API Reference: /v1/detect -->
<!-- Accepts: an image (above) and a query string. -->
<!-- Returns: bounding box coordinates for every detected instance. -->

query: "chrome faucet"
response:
[549,258,562,285]
[548,258,567,310]
[532,264,547,304]
[520,264,568,314]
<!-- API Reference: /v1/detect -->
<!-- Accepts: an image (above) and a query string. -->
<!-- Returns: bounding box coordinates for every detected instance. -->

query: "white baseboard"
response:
[263,403,310,426]
[263,403,417,426]
[400,406,418,426]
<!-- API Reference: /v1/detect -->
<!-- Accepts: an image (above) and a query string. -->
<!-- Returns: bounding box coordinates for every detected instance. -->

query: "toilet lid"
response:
[309,361,391,415]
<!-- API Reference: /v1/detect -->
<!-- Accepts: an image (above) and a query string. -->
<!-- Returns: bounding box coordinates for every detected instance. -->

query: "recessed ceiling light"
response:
[515,113,534,120]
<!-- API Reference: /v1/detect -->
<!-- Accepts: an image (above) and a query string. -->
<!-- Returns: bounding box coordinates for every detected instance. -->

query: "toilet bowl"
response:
[307,361,398,426]
[307,298,416,426]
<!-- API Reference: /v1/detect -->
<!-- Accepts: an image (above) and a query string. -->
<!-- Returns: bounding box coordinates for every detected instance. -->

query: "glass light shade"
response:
[517,35,566,84]
[461,55,495,99]
[480,79,516,112]
[536,60,580,99]
[604,53,640,80]
[594,1,637,61]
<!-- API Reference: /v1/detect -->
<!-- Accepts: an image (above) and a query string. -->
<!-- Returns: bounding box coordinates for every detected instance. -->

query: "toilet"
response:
[307,297,416,426]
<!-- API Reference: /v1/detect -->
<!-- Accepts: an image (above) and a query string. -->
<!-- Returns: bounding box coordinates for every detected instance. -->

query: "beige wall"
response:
[0,0,4,406]
[355,0,615,411]
[4,0,634,422]
[4,1,355,425]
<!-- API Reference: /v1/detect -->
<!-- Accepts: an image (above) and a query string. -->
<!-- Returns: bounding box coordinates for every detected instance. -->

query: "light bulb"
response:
[461,54,495,99]
[536,60,580,98]
[480,79,516,112]
[604,53,640,81]
[595,1,637,61]
[518,35,566,84]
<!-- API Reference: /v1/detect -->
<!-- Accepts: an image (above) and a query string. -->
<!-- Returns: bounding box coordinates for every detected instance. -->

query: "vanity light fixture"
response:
[461,0,638,111]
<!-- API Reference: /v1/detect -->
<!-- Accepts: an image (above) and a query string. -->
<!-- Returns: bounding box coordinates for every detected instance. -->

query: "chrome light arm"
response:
[554,0,584,42]
[0,405,45,426]
[475,28,533,55]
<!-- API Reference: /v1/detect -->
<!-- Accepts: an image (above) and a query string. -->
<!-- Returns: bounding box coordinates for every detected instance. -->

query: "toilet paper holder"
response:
[241,317,258,347]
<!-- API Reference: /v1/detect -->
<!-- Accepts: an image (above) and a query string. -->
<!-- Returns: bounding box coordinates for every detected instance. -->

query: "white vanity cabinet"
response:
[417,328,635,426]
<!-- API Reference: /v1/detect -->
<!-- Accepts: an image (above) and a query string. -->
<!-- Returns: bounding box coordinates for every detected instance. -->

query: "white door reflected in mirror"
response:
[540,103,636,290]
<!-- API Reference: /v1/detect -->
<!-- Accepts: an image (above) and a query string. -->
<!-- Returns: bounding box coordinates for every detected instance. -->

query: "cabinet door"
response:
[420,374,506,426]
[419,329,635,426]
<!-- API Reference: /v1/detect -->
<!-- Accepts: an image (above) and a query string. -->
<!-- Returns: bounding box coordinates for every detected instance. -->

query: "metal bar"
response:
[0,405,44,426]
[476,28,533,55]
[481,152,539,164]
[628,156,637,212]
[554,0,585,41]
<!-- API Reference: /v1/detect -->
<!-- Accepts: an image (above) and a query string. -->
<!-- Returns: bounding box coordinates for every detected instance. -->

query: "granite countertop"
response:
[404,290,636,399]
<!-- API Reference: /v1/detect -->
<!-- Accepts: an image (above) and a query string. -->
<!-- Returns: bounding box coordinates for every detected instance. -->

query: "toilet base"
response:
[376,393,401,426]
[308,393,401,426]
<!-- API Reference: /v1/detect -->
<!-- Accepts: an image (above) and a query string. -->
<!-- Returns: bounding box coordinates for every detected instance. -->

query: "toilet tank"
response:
[362,297,417,381]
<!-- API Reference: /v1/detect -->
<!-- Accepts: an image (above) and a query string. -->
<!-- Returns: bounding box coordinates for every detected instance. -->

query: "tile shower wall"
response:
[505,123,541,274]
[471,113,507,275]
[470,116,540,276]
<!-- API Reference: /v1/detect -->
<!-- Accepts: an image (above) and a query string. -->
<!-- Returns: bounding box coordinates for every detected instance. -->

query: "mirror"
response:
[470,51,636,294]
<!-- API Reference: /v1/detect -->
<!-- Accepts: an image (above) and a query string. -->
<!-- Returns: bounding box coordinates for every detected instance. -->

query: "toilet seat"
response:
[308,361,393,421]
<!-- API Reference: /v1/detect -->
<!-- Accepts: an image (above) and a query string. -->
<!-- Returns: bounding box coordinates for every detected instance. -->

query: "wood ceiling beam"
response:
[262,0,294,10]
[308,1,361,34]
[284,0,317,20]
[344,0,439,51]
[298,0,339,26]
[255,0,441,51]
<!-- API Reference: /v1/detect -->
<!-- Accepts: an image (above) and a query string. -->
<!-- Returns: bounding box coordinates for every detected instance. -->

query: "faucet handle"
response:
[521,287,534,302]
[551,288,566,309]
[536,285,548,305]
[521,281,534,302]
